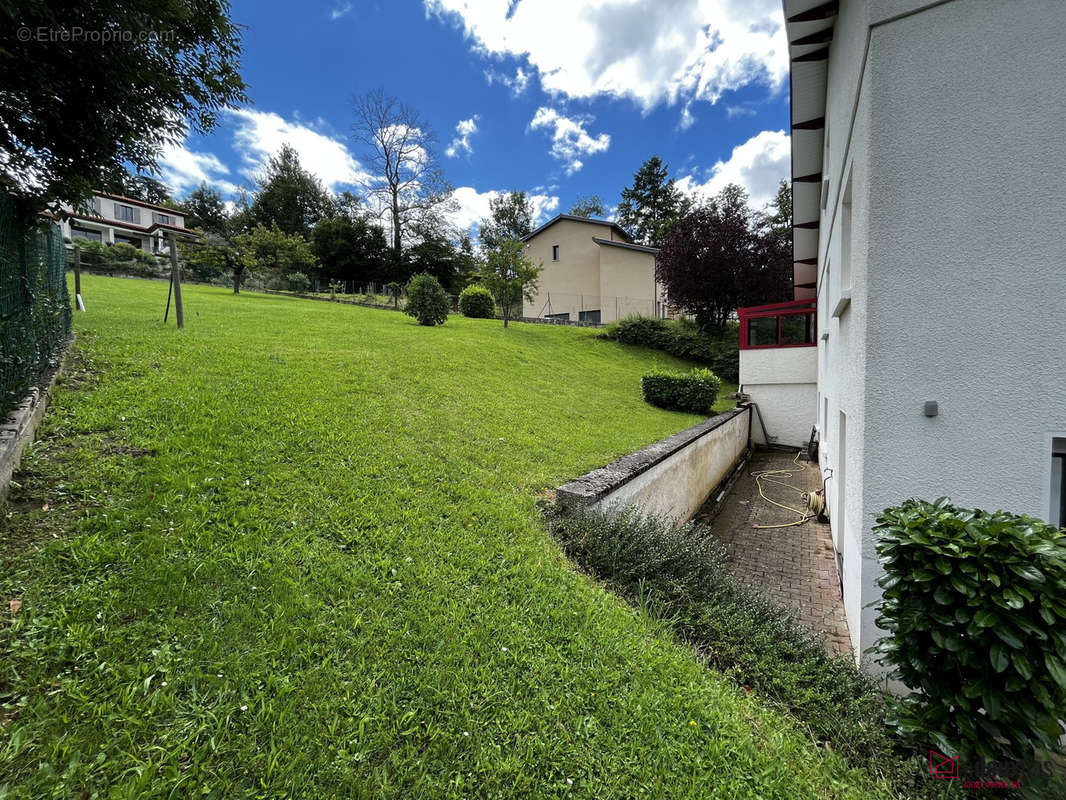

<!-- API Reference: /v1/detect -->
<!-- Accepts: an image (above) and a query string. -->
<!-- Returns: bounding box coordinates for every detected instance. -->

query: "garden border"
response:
[0,335,74,504]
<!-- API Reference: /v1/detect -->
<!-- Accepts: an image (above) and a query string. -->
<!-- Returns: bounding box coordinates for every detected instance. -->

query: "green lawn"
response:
[0,276,883,799]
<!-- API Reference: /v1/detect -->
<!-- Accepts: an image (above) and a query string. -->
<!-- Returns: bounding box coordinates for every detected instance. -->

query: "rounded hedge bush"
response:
[458,284,495,318]
[874,497,1066,764]
[641,368,721,415]
[404,273,449,326]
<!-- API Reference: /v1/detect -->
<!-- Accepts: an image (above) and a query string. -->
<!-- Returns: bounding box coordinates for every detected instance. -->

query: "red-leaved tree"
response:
[656,183,792,332]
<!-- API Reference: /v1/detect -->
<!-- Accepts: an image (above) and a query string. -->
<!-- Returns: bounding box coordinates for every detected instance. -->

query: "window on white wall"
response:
[841,170,853,293]
[1052,438,1066,527]
[552,245,559,261]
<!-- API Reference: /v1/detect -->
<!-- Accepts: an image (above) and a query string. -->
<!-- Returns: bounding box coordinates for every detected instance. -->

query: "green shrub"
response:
[404,273,449,326]
[874,498,1066,762]
[547,507,934,798]
[458,284,495,318]
[606,314,669,346]
[603,315,739,383]
[641,368,720,414]
[287,271,312,293]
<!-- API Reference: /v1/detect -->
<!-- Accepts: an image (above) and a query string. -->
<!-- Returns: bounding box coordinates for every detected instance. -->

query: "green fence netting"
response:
[0,190,72,415]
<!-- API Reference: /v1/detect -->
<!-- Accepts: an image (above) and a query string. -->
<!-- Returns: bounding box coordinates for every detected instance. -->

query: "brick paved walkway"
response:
[695,450,852,657]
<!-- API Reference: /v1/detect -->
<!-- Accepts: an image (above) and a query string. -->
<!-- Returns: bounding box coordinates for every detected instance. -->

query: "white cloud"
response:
[676,129,790,209]
[448,186,559,234]
[330,2,352,20]
[159,138,238,198]
[528,107,610,174]
[485,65,531,96]
[445,116,480,158]
[228,108,368,192]
[425,0,788,111]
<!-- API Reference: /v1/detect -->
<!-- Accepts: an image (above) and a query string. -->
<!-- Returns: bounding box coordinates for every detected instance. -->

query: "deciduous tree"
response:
[0,0,246,218]
[655,184,791,332]
[569,194,606,218]
[478,190,535,251]
[480,238,542,328]
[352,90,456,258]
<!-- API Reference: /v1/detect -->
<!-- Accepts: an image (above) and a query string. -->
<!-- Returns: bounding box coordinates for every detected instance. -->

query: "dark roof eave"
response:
[591,236,658,254]
[521,213,633,243]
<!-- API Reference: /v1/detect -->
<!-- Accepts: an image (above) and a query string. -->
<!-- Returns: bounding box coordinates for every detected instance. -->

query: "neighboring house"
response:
[521,214,666,324]
[57,192,189,253]
[739,0,1066,664]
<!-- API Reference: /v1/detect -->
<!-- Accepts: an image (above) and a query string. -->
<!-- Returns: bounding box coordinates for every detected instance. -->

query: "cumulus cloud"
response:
[228,108,368,191]
[676,129,790,209]
[330,2,352,20]
[425,0,788,111]
[445,116,480,158]
[158,138,238,197]
[528,107,610,175]
[448,186,559,234]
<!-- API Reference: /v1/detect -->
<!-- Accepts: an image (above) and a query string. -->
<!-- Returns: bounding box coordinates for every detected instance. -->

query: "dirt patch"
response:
[100,438,156,458]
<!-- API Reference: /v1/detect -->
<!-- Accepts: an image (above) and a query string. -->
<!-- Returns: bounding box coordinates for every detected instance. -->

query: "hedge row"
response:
[602,315,739,383]
[641,368,720,415]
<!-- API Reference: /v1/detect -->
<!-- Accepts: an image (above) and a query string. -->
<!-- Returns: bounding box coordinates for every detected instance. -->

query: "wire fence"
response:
[0,191,72,414]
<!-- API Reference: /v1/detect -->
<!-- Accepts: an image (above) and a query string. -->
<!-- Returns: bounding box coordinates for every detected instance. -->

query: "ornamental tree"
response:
[655,184,792,332]
[480,238,542,328]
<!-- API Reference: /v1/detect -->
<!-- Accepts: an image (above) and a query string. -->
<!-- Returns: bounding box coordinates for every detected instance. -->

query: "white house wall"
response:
[814,0,873,660]
[741,347,817,448]
[816,0,1066,663]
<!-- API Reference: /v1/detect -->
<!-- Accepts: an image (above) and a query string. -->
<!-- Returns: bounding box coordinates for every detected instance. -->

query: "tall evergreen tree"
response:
[183,182,229,233]
[251,145,335,238]
[478,190,535,251]
[616,156,690,247]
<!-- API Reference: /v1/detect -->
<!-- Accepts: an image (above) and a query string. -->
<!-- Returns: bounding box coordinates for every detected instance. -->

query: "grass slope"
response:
[0,276,882,799]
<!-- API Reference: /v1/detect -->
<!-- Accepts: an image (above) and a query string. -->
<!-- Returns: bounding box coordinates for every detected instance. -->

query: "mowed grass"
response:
[0,276,883,799]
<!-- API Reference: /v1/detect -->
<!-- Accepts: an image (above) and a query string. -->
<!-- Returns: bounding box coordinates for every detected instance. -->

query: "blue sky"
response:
[160,0,793,233]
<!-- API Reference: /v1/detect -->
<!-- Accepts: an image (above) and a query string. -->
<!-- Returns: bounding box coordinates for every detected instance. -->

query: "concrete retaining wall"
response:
[556,407,750,523]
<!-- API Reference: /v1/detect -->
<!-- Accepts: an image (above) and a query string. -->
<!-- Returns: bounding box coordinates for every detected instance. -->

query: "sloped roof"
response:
[591,236,658,255]
[521,214,633,243]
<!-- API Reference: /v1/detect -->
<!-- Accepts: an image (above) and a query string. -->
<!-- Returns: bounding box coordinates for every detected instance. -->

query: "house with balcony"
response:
[57,192,190,254]
[521,214,667,324]
[739,0,1066,665]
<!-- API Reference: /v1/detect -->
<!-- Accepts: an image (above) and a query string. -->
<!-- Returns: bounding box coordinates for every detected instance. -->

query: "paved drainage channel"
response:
[694,449,853,657]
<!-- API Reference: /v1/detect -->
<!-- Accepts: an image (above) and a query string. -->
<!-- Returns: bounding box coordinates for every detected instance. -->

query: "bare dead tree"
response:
[352,90,456,258]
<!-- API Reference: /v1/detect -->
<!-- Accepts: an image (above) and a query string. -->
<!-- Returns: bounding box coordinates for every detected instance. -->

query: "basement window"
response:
[552,245,559,261]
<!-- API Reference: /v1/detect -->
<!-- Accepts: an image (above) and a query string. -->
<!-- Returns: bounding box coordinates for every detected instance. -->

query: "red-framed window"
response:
[737,298,817,350]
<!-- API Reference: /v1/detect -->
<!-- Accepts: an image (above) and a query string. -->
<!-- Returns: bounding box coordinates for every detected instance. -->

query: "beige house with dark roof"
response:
[521,214,665,324]
[57,192,191,254]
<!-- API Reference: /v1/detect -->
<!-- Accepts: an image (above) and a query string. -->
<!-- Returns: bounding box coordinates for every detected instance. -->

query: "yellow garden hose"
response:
[751,451,815,529]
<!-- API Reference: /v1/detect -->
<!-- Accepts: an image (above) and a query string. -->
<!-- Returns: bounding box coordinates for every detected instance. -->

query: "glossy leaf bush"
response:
[874,498,1066,760]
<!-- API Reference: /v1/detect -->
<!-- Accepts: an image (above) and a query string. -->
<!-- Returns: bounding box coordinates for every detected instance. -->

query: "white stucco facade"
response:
[780,0,1066,664]
[740,347,816,448]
